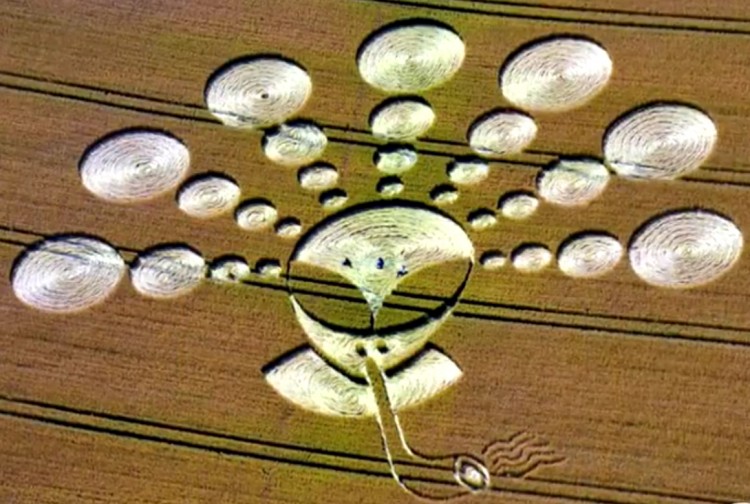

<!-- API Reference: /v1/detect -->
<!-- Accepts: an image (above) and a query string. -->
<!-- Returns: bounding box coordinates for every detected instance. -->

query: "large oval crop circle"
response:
[358,21,465,93]
[629,210,743,288]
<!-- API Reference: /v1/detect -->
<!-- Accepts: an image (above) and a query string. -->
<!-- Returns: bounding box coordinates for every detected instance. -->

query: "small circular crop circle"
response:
[130,246,206,299]
[501,36,612,112]
[370,98,435,141]
[603,103,717,180]
[377,176,405,198]
[263,122,328,167]
[177,174,241,219]
[468,110,537,158]
[12,235,126,313]
[468,209,497,230]
[512,244,553,273]
[448,159,489,186]
[256,259,283,278]
[209,255,251,283]
[480,250,507,270]
[358,21,465,93]
[275,217,303,239]
[558,233,623,278]
[499,191,539,220]
[235,199,278,231]
[453,455,490,493]
[374,145,418,174]
[430,184,459,206]
[629,210,743,288]
[319,189,349,210]
[205,57,312,129]
[298,163,339,192]
[80,129,190,203]
[537,158,610,207]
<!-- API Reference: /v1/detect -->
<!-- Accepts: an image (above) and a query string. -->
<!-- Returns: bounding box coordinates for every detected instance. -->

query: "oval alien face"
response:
[287,201,474,378]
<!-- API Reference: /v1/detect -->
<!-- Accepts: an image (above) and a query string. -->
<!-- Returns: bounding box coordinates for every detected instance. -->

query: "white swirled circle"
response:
[276,218,303,238]
[468,111,537,158]
[480,251,507,270]
[512,245,553,273]
[371,99,435,141]
[558,233,623,278]
[603,104,717,179]
[358,23,465,93]
[629,210,743,288]
[375,146,418,174]
[12,235,125,313]
[320,190,348,210]
[257,259,283,278]
[80,130,190,203]
[501,37,612,112]
[235,200,278,231]
[177,175,241,218]
[263,123,328,167]
[210,256,251,283]
[431,185,459,205]
[468,209,497,230]
[298,164,339,191]
[131,246,206,299]
[377,177,404,197]
[537,158,610,207]
[448,160,489,185]
[499,192,539,220]
[205,58,312,129]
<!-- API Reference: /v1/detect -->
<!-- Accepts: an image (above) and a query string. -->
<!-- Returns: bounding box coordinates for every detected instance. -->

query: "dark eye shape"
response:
[355,342,367,358]
[376,257,385,270]
[376,340,389,354]
[396,265,408,277]
[342,258,352,267]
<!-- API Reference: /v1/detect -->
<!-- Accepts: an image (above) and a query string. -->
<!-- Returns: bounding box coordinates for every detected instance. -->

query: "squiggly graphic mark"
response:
[482,431,566,477]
